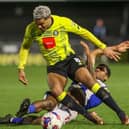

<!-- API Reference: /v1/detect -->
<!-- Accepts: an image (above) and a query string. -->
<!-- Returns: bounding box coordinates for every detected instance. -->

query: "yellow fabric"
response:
[91,83,101,93]
[18,48,29,69]
[18,15,106,69]
[57,91,67,101]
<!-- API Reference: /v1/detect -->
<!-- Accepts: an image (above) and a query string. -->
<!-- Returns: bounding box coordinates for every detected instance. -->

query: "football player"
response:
[1,40,129,126]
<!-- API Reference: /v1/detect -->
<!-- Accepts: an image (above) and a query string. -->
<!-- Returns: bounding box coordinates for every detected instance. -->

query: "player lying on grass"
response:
[15,40,129,119]
[0,65,111,125]
[0,64,110,124]
[0,84,103,126]
[0,40,129,127]
[39,40,129,128]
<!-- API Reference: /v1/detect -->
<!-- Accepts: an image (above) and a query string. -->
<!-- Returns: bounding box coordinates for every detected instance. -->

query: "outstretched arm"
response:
[112,40,129,52]
[103,40,129,61]
[80,41,105,78]
[80,41,95,77]
[81,40,129,64]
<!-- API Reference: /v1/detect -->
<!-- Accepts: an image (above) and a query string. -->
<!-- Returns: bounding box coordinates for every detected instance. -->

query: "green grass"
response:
[0,63,129,129]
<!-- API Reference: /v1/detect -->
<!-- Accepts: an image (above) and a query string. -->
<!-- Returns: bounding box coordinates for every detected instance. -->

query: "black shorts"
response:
[47,54,85,81]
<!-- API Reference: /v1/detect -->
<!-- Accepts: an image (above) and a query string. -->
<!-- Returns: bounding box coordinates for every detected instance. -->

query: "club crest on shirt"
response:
[53,30,59,36]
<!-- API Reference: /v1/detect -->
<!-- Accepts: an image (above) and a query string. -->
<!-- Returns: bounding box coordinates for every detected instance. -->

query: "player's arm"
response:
[80,41,95,77]
[63,17,121,61]
[81,40,129,64]
[80,41,106,77]
[90,40,129,62]
[100,40,129,61]
[63,17,106,49]
[111,40,129,52]
[18,24,33,85]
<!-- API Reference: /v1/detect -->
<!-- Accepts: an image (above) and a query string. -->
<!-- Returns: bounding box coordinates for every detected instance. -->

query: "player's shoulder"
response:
[52,15,70,20]
[26,21,35,28]
[24,21,38,36]
[52,15,72,24]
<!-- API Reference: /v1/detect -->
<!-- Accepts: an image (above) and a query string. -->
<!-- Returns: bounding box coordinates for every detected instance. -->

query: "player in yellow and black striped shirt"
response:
[18,5,129,124]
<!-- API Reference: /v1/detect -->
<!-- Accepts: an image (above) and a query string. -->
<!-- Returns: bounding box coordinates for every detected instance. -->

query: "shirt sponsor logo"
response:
[42,37,56,49]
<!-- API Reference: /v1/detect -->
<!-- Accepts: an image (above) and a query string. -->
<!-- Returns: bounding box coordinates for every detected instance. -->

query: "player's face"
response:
[95,67,108,82]
[35,16,52,31]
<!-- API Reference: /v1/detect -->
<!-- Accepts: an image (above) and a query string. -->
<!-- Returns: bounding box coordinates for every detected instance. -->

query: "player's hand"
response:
[103,47,121,62]
[80,41,90,56]
[116,40,129,52]
[89,112,104,125]
[18,69,28,85]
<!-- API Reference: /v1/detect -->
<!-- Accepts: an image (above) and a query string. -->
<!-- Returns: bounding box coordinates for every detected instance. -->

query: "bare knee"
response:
[45,99,57,111]
[48,73,67,97]
[44,96,57,111]
[51,86,64,97]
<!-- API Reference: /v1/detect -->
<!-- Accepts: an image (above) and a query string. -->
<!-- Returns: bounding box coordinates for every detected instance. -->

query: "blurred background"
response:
[0,0,129,65]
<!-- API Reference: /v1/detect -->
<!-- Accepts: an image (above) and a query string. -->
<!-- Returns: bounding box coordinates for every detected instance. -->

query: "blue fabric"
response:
[85,94,102,110]
[28,104,36,113]
[11,117,23,124]
[79,83,102,109]
[71,82,102,110]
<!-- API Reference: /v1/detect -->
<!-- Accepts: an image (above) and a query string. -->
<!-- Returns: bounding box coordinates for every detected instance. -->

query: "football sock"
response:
[57,91,67,101]
[10,117,23,124]
[91,83,101,93]
[96,87,123,114]
[57,92,98,123]
[57,91,86,115]
[28,104,36,113]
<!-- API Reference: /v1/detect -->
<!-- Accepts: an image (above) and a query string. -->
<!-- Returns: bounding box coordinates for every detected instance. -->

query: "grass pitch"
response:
[0,63,129,129]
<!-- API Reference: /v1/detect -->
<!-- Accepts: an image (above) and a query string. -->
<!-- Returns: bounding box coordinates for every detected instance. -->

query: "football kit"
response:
[18,15,106,69]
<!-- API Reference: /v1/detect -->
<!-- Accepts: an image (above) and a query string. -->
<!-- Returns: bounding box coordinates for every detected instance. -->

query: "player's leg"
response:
[0,114,27,124]
[0,114,40,125]
[68,84,86,106]
[46,55,94,116]
[16,98,30,117]
[31,95,57,112]
[75,67,129,124]
[0,114,13,124]
[16,95,57,117]
[47,72,90,116]
[22,116,41,124]
[46,55,109,122]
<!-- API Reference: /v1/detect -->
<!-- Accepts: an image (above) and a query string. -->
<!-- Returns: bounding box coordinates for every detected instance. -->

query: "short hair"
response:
[96,64,111,78]
[33,5,51,19]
